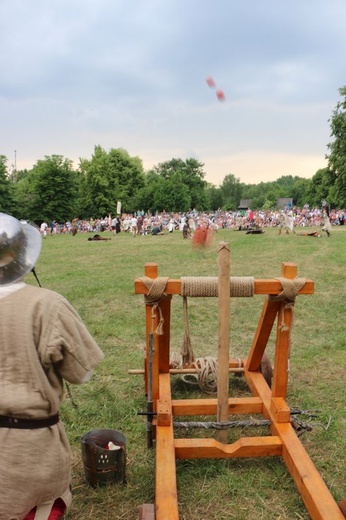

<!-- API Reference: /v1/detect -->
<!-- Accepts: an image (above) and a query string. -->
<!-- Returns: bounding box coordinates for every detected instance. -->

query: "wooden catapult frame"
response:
[134,245,343,520]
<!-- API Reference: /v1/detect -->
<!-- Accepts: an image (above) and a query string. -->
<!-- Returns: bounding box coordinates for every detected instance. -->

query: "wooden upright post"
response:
[217,242,231,443]
[271,263,296,399]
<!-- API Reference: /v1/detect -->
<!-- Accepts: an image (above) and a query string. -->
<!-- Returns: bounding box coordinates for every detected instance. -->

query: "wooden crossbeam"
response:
[171,397,263,416]
[174,436,283,459]
[135,267,314,297]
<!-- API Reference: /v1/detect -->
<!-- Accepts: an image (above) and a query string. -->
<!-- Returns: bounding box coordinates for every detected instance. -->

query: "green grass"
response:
[32,226,346,519]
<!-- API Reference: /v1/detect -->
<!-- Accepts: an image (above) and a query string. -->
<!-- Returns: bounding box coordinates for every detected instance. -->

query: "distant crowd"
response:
[40,206,346,237]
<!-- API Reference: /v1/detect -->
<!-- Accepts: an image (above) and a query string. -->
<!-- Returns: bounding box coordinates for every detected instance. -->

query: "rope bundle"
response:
[181,276,255,298]
[170,354,219,394]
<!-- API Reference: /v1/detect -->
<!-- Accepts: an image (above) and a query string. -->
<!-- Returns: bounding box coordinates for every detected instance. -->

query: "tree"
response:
[78,146,145,216]
[153,175,191,212]
[291,178,311,207]
[14,155,78,222]
[153,158,208,210]
[326,86,346,207]
[205,183,223,211]
[219,174,243,210]
[0,155,15,214]
[131,171,162,214]
[306,168,334,208]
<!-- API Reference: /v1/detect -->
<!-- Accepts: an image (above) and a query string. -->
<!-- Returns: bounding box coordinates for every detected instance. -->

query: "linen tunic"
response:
[0,284,104,520]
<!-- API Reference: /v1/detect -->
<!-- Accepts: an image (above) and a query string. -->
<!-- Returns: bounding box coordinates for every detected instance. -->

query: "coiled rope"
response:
[170,353,219,394]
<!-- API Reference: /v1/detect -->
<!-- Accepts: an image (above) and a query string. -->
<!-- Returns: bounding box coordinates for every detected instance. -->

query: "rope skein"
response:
[181,276,255,298]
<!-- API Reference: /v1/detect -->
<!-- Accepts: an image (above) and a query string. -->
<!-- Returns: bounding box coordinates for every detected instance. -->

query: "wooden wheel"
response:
[260,353,273,387]
[339,499,346,517]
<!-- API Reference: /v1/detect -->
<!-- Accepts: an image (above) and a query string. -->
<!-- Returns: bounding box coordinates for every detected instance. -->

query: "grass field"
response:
[32,226,346,519]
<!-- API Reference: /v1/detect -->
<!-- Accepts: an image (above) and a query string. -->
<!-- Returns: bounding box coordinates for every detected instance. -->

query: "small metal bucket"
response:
[81,429,126,487]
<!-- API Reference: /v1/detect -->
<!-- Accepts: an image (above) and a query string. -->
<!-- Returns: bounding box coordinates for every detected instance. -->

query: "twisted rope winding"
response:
[173,418,270,430]
[181,276,255,298]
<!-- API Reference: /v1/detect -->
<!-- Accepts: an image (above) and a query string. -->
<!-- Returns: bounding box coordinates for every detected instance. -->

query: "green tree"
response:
[153,158,208,210]
[326,86,346,207]
[79,146,145,216]
[154,175,191,212]
[131,171,161,214]
[305,168,334,207]
[205,183,223,211]
[220,174,243,210]
[291,178,311,207]
[0,155,15,214]
[262,190,278,209]
[14,155,78,222]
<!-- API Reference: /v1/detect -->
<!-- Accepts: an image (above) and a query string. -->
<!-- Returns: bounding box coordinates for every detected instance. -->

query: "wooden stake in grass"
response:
[217,241,231,443]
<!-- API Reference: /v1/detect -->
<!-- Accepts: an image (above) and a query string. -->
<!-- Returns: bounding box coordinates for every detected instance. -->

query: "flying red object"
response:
[216,89,225,101]
[206,76,216,88]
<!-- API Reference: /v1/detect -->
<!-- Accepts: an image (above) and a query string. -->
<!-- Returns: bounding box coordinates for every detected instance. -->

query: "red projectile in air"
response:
[206,76,216,88]
[216,89,225,102]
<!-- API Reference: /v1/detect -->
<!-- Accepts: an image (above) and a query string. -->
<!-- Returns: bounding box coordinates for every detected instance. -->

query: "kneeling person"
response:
[0,213,104,520]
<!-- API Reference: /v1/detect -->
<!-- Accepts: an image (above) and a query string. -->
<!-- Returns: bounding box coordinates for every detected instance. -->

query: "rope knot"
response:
[140,276,169,304]
[269,277,306,304]
[269,277,306,333]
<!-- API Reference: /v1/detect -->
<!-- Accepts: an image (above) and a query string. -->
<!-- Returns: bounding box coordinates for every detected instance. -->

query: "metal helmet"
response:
[0,213,42,286]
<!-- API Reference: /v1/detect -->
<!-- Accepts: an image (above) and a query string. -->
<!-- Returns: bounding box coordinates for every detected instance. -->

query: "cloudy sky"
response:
[1,0,345,186]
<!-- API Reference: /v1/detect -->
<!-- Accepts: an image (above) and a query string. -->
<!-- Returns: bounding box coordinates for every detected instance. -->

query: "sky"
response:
[1,0,346,186]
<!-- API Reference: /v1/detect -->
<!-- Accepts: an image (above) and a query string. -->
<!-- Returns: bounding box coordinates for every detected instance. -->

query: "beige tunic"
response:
[0,284,104,520]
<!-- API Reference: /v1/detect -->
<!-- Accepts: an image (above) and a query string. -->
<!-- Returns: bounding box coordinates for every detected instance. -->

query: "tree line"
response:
[1,87,346,223]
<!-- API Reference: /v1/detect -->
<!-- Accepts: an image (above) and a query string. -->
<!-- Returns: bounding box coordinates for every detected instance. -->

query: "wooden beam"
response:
[270,397,291,423]
[155,373,179,520]
[246,298,281,371]
[271,262,296,398]
[171,397,263,416]
[217,242,231,443]
[135,278,314,296]
[129,366,245,375]
[244,370,274,421]
[275,423,345,520]
[174,436,283,459]
[245,371,343,520]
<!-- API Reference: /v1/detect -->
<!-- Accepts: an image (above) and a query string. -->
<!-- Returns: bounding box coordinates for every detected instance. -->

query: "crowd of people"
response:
[43,205,345,238]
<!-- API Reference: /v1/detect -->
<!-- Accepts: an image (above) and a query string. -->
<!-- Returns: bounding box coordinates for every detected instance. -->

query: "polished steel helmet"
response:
[0,213,42,286]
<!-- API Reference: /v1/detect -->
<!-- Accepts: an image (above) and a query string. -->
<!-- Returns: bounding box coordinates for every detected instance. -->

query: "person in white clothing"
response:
[40,221,48,237]
[130,215,138,236]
